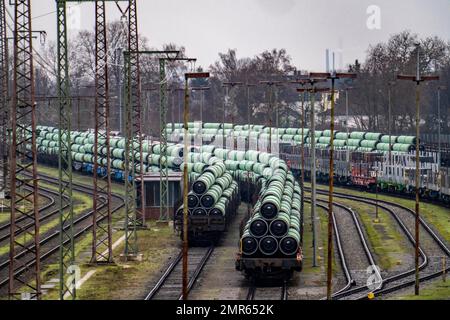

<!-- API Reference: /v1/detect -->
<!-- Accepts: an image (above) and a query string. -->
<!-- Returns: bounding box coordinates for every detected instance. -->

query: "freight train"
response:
[34,125,304,278]
[167,123,450,204]
[33,123,450,280]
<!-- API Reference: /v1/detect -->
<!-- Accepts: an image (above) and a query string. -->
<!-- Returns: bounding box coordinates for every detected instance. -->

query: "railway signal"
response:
[182,72,210,300]
[396,43,439,296]
[310,71,357,300]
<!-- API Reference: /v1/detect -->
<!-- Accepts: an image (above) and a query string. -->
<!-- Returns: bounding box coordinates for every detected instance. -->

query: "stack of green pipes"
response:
[166,123,418,154]
[240,167,301,257]
[34,126,295,193]
[34,125,302,255]
[175,160,240,219]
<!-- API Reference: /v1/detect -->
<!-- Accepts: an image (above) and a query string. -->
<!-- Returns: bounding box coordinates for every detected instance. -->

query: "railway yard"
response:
[0,0,449,306]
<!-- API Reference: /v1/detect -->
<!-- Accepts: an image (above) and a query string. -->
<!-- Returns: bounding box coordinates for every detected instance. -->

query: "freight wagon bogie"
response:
[235,255,302,280]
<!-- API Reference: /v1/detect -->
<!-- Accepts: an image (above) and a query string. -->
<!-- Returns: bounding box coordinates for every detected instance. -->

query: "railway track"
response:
[0,172,125,294]
[311,188,449,299]
[0,185,65,245]
[314,198,381,297]
[242,197,367,301]
[246,280,288,300]
[145,246,214,300]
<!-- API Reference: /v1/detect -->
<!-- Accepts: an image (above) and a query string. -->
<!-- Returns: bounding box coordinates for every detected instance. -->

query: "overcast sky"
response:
[10,0,450,71]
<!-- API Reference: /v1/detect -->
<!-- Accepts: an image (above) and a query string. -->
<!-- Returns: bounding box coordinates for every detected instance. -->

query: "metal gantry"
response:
[91,0,113,264]
[0,0,8,193]
[9,0,40,300]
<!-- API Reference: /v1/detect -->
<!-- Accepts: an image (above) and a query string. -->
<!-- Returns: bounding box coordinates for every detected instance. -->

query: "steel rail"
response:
[246,281,288,301]
[0,177,125,290]
[310,189,436,299]
[0,186,55,234]
[314,198,381,297]
[144,245,214,300]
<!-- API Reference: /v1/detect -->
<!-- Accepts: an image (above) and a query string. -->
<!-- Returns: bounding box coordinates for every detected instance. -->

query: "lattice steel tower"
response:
[0,0,8,193]
[91,0,113,264]
[123,0,142,257]
[8,0,41,300]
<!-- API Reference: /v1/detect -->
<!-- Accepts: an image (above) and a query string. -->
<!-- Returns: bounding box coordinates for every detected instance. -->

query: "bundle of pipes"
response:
[240,167,301,258]
[175,159,240,220]
[35,126,302,254]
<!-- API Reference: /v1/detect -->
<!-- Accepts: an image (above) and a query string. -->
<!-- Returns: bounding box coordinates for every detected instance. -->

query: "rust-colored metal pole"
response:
[182,77,189,300]
[326,78,336,300]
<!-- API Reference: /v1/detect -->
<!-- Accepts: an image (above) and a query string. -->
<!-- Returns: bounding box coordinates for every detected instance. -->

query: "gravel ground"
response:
[188,203,250,300]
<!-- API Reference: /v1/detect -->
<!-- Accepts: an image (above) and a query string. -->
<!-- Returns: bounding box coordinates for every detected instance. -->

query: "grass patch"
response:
[301,202,336,276]
[316,194,409,271]
[41,222,178,300]
[391,279,450,300]
[0,211,10,224]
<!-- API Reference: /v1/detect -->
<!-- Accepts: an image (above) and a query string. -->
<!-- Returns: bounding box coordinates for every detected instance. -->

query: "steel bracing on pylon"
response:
[92,0,113,264]
[159,59,169,221]
[0,0,8,193]
[8,0,41,300]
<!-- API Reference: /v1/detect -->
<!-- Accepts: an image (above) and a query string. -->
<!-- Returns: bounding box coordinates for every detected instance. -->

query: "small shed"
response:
[136,172,183,219]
